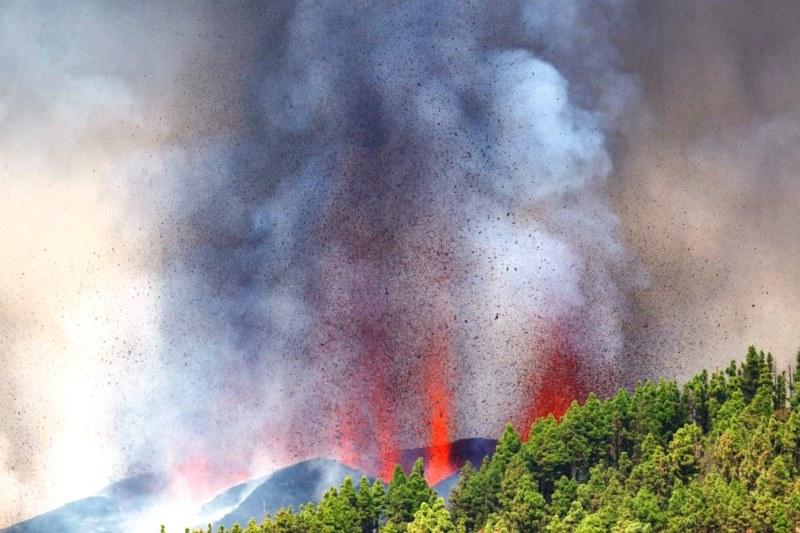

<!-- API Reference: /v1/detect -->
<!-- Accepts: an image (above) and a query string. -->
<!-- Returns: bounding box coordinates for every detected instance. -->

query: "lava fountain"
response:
[421,325,455,485]
[520,319,591,437]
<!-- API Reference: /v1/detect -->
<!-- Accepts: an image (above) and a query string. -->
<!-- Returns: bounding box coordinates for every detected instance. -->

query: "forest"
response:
[172,347,800,532]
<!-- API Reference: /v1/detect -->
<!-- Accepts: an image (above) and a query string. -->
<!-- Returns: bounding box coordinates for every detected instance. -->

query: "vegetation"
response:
[174,347,800,532]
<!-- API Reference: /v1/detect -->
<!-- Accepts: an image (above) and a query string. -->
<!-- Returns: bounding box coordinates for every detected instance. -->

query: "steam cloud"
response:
[2,1,799,529]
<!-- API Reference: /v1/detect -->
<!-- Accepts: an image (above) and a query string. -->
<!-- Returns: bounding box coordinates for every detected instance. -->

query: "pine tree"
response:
[667,423,702,482]
[356,476,378,533]
[604,388,632,463]
[407,497,455,533]
[449,461,481,532]
[386,460,436,528]
[524,415,569,497]
[683,370,710,431]
[747,359,776,419]
[407,458,436,508]
[666,480,711,532]
[774,371,788,410]
[385,464,409,525]
[791,350,800,408]
[496,454,545,532]
[741,346,763,402]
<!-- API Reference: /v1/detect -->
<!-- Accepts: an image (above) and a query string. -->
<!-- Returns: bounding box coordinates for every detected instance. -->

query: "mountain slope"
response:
[214,458,366,528]
[1,473,168,533]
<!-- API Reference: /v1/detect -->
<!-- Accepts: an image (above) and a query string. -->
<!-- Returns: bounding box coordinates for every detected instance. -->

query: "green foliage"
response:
[384,459,438,529]
[407,498,455,533]
[176,346,800,533]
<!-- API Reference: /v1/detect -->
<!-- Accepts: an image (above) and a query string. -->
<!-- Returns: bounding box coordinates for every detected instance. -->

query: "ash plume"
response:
[1,1,642,524]
[613,1,800,377]
[4,1,800,530]
[145,0,642,481]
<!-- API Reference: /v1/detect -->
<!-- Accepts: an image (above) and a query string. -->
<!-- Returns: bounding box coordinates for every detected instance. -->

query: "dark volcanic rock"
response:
[399,437,498,473]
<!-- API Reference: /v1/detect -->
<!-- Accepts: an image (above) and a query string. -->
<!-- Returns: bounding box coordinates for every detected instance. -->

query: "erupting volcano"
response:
[218,19,634,482]
[17,2,800,531]
[316,314,593,486]
[328,321,460,485]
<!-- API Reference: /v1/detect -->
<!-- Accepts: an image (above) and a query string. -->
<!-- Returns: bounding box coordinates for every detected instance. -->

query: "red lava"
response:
[421,327,455,485]
[520,322,589,437]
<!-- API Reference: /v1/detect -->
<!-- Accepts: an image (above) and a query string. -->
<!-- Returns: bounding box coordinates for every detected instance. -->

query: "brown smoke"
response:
[613,1,800,377]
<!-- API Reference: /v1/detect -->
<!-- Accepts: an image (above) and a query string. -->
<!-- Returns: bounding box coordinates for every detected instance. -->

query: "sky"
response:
[2,0,800,527]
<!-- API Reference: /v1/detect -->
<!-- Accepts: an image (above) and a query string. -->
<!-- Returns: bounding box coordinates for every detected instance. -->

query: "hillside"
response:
[2,473,169,533]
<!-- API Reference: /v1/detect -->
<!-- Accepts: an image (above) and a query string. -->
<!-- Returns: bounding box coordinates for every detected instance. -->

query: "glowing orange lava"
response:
[329,320,459,484]
[521,323,589,437]
[331,322,400,479]
[422,327,455,485]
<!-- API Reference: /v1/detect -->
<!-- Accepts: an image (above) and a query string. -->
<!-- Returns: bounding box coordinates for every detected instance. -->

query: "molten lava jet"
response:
[332,322,400,479]
[520,322,590,437]
[329,320,460,484]
[328,311,593,486]
[421,327,455,485]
